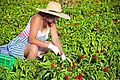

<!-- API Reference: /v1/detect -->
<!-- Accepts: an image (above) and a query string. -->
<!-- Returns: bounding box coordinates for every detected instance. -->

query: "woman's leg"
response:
[38,47,49,54]
[37,47,49,58]
[24,43,38,59]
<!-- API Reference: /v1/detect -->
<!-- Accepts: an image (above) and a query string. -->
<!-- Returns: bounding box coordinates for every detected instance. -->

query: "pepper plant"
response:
[0,0,119,80]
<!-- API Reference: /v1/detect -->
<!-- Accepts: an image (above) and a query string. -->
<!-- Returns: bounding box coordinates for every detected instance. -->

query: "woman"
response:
[7,2,70,60]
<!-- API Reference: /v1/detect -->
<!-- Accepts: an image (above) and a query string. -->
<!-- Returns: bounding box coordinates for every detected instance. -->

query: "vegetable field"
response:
[0,0,120,80]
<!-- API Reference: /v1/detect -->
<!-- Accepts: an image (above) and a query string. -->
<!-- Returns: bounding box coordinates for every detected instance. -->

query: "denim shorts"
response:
[8,35,48,59]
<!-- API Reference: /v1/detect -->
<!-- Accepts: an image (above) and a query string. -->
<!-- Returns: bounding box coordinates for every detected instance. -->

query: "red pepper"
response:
[66,52,68,54]
[75,76,79,79]
[80,54,84,59]
[79,73,82,80]
[51,62,54,68]
[58,63,62,70]
[65,75,68,80]
[75,23,79,27]
[70,58,73,61]
[93,54,97,60]
[104,66,109,72]
[67,67,70,72]
[72,62,76,68]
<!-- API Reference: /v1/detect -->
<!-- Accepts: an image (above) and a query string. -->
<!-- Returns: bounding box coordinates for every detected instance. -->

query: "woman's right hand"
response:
[48,43,60,55]
[61,53,66,60]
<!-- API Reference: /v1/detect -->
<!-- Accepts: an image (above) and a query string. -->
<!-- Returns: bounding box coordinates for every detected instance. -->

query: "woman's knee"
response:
[24,44,38,57]
[26,44,38,59]
[27,51,37,59]
[29,44,38,53]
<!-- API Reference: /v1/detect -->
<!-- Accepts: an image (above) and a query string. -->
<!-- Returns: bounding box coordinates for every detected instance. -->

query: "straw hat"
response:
[36,2,70,20]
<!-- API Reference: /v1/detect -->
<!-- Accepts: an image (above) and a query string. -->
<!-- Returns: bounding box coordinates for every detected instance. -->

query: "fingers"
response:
[61,53,66,60]
[48,43,60,55]
[48,43,67,60]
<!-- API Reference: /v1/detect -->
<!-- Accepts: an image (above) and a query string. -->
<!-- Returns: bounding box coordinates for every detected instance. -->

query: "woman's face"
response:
[46,15,58,23]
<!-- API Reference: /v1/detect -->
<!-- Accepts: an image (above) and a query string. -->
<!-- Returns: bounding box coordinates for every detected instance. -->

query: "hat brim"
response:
[36,8,70,20]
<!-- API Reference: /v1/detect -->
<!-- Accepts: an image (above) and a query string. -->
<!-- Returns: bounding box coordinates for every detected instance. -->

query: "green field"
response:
[0,0,120,80]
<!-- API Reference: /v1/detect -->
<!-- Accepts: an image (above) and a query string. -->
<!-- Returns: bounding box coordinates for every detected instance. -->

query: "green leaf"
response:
[51,78,57,80]
[66,58,73,67]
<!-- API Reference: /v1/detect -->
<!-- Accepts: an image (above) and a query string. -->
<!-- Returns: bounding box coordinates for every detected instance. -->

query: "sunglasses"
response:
[47,14,59,19]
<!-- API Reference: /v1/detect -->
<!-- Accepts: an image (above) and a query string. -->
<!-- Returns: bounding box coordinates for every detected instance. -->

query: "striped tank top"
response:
[18,18,50,39]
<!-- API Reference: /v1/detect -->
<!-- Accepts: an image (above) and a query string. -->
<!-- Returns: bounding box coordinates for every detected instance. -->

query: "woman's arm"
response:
[29,15,60,55]
[29,15,49,48]
[50,23,63,55]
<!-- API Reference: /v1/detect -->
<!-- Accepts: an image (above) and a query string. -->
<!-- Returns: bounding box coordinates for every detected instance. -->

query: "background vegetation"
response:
[0,0,120,80]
